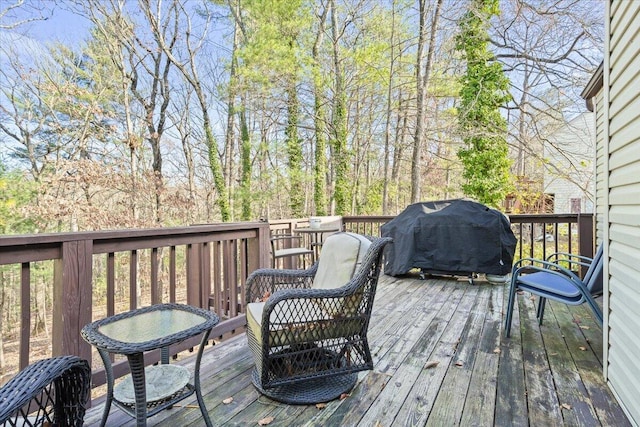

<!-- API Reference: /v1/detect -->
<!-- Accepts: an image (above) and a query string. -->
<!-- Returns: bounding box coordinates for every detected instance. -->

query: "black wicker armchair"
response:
[245,232,391,404]
[0,355,91,427]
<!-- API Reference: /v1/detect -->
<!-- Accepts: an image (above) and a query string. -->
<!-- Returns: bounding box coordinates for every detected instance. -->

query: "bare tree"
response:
[411,0,443,203]
[0,0,51,30]
[491,0,603,184]
[142,0,231,221]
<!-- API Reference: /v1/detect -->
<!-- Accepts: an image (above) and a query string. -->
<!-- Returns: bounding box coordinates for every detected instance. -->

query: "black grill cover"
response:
[381,199,516,277]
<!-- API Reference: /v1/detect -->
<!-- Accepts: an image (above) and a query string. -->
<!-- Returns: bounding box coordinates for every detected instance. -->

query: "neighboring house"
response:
[542,112,596,214]
[581,2,640,425]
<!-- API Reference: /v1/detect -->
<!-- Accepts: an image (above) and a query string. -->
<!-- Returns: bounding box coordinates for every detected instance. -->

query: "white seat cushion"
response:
[247,300,337,347]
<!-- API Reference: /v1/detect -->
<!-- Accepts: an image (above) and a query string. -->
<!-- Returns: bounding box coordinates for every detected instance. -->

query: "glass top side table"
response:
[82,303,219,427]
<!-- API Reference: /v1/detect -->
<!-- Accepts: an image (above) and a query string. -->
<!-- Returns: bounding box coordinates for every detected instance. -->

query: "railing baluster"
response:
[130,250,138,310]
[151,247,159,304]
[107,253,115,317]
[19,263,30,370]
[201,242,211,311]
[169,246,176,303]
[227,240,239,318]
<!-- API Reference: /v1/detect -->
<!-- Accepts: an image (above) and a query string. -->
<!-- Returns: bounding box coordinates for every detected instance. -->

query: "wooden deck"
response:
[83,274,630,426]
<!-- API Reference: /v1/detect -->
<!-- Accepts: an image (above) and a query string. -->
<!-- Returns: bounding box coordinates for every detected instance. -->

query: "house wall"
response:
[594,89,606,245]
[542,112,596,214]
[605,1,640,425]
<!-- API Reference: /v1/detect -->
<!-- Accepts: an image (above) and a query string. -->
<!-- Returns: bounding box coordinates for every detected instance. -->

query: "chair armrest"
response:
[0,356,90,426]
[271,234,303,242]
[514,254,591,277]
[545,251,593,269]
[246,264,318,303]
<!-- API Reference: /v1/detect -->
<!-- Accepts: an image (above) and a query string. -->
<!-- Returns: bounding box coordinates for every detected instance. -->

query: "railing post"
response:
[578,213,595,277]
[248,223,271,274]
[52,240,93,362]
[578,214,595,257]
[186,243,202,307]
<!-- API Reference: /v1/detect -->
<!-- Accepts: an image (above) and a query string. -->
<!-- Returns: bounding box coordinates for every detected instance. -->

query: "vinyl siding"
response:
[606,1,640,425]
[595,90,606,244]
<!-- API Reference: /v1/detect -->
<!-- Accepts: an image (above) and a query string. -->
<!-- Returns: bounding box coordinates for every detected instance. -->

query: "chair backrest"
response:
[312,232,371,290]
[583,244,604,296]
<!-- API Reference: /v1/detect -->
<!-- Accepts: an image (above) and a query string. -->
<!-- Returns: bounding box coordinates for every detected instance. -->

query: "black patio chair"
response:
[505,245,604,337]
[245,232,391,404]
[0,355,91,426]
[270,234,315,268]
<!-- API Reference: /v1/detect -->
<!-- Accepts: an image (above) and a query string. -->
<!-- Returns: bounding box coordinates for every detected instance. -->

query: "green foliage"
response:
[455,0,512,208]
[286,83,304,217]
[237,0,310,87]
[240,111,252,220]
[332,90,350,215]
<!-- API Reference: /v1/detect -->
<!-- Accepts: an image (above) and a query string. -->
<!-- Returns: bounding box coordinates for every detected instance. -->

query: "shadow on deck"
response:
[84,273,630,426]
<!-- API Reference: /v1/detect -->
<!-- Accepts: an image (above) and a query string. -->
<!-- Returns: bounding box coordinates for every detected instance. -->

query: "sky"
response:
[1,1,91,44]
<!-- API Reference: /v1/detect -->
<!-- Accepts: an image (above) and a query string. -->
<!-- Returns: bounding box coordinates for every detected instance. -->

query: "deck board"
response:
[83,274,631,427]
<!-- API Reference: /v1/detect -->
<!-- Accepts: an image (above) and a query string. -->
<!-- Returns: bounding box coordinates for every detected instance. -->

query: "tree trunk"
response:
[330,0,350,215]
[411,0,442,203]
[312,3,329,216]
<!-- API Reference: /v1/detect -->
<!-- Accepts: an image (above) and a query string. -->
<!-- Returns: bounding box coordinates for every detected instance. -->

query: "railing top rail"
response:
[0,222,266,246]
[508,213,590,221]
[0,222,269,265]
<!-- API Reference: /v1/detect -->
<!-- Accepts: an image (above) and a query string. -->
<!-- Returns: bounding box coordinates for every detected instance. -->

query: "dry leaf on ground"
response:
[561,403,572,410]
[340,393,350,400]
[258,416,275,425]
[315,403,327,409]
[493,348,501,354]
[222,397,233,405]
[455,360,464,367]
[580,325,590,330]
[579,346,587,351]
[424,360,440,369]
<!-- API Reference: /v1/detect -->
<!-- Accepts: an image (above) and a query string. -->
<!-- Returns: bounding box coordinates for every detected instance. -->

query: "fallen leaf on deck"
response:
[455,360,464,367]
[580,325,590,330]
[424,360,440,369]
[316,403,327,409]
[529,296,536,301]
[340,393,350,400]
[374,421,384,427]
[258,416,275,425]
[493,348,501,354]
[222,397,233,405]
[561,403,572,410]
[579,346,587,351]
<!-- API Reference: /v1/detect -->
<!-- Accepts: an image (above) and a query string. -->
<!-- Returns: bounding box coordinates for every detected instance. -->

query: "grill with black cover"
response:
[381,199,516,279]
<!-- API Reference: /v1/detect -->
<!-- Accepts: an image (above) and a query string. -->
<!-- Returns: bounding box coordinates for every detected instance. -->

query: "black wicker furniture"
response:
[245,232,391,404]
[0,355,90,426]
[81,303,219,427]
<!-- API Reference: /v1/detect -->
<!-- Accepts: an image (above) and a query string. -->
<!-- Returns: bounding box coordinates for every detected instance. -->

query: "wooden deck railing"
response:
[0,222,271,388]
[0,213,593,390]
[343,213,595,262]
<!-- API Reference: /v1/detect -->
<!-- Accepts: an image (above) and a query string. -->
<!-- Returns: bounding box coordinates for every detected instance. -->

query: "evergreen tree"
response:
[455,0,512,208]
